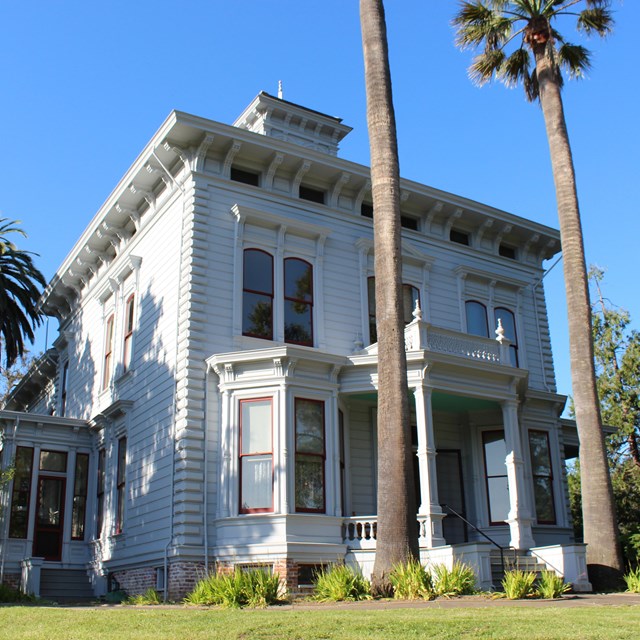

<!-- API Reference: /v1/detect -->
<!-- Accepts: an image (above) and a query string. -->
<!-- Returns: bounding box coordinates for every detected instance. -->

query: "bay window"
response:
[239,398,273,513]
[295,398,325,512]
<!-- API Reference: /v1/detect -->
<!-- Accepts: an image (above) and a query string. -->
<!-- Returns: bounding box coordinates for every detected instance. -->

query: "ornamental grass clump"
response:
[624,566,640,594]
[184,568,281,608]
[126,588,162,605]
[313,564,371,602]
[536,571,571,599]
[431,561,477,597]
[389,558,434,600]
[0,584,35,604]
[502,569,537,600]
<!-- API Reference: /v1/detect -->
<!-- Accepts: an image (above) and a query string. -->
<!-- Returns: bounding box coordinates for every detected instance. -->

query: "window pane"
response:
[296,400,324,454]
[529,431,551,474]
[495,308,516,342]
[284,300,312,345]
[241,455,272,510]
[295,455,324,511]
[533,476,556,523]
[242,292,273,339]
[368,277,377,344]
[483,433,506,475]
[402,285,420,324]
[284,259,312,302]
[117,439,127,485]
[487,477,510,523]
[243,250,273,294]
[9,447,34,539]
[40,450,67,472]
[466,301,489,337]
[241,400,272,454]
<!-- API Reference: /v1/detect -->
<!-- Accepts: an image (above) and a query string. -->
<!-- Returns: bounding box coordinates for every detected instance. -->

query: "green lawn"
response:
[1,605,639,640]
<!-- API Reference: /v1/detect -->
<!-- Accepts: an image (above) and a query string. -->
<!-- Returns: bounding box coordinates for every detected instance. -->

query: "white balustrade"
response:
[342,516,431,550]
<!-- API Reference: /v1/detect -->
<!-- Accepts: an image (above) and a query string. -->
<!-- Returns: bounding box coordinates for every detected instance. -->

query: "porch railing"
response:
[342,516,430,550]
[425,327,502,363]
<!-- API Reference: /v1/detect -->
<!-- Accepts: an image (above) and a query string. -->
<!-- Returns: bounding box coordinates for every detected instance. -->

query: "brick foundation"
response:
[1,573,21,591]
[111,566,158,597]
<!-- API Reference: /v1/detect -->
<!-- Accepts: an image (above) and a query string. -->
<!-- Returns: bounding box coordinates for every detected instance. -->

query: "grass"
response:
[390,558,434,600]
[431,561,477,597]
[0,605,639,639]
[313,564,371,602]
[502,569,537,600]
[536,571,571,599]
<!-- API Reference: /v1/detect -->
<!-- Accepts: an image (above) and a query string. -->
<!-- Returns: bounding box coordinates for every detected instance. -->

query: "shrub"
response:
[536,571,571,599]
[502,569,536,600]
[624,565,640,594]
[313,564,371,602]
[184,568,281,608]
[389,558,434,600]
[431,561,477,597]
[126,588,162,605]
[0,584,35,603]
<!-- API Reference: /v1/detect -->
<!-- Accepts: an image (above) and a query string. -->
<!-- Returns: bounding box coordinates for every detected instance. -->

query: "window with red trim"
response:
[295,398,325,513]
[239,398,273,513]
[284,258,313,346]
[242,249,274,340]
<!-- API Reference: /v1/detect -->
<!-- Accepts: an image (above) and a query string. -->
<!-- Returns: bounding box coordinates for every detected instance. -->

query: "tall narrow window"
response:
[9,446,34,539]
[494,307,519,367]
[295,399,325,512]
[96,448,105,539]
[116,438,127,534]
[528,431,556,524]
[482,431,510,525]
[60,361,69,416]
[284,258,313,346]
[465,301,489,338]
[243,249,274,340]
[123,294,135,372]
[71,454,89,540]
[239,399,273,513]
[102,314,115,390]
[368,277,421,343]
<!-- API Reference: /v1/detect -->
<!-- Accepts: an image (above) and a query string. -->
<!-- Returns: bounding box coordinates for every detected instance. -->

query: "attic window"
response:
[499,244,517,260]
[450,229,470,246]
[401,215,419,231]
[299,185,325,204]
[230,167,260,187]
[361,203,374,219]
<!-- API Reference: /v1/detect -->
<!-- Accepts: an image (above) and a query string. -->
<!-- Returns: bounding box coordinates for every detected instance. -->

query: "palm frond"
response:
[453,2,514,50]
[558,42,592,78]
[524,66,540,102]
[498,47,533,88]
[469,49,506,85]
[577,8,614,37]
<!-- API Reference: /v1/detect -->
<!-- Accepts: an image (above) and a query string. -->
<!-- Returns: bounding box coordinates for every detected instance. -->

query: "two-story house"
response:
[0,92,590,600]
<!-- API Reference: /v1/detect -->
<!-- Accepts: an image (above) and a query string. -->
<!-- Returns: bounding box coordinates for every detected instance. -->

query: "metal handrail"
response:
[441,504,509,578]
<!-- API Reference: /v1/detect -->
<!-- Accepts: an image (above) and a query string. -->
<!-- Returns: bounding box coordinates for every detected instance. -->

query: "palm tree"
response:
[360,0,419,595]
[0,218,46,368]
[453,0,623,588]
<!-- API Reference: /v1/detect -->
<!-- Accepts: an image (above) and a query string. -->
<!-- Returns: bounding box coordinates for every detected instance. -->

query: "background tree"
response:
[454,0,623,588]
[0,218,46,369]
[360,0,419,595]
[0,352,36,403]
[568,268,640,565]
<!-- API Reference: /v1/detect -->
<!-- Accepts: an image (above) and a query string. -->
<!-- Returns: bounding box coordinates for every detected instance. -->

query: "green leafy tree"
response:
[0,352,35,402]
[453,0,623,588]
[360,0,419,595]
[0,219,46,369]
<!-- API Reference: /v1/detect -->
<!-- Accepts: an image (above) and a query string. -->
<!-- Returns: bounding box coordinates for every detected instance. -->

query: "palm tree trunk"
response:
[360,0,418,595]
[533,44,623,589]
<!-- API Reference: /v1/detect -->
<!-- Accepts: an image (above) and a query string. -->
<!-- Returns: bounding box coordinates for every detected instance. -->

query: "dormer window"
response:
[400,215,419,231]
[450,229,470,246]
[299,185,325,205]
[361,203,374,219]
[499,243,517,260]
[230,167,260,187]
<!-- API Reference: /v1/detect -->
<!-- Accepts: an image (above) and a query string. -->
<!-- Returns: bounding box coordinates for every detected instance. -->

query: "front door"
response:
[436,449,468,545]
[33,476,66,561]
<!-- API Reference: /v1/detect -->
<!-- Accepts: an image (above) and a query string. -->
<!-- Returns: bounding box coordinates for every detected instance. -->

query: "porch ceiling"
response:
[347,391,499,413]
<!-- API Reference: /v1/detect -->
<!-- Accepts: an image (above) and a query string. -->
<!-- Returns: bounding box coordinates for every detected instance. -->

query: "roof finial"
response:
[278,80,283,100]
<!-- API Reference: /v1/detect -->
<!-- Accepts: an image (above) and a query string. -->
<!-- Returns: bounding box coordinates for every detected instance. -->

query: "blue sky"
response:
[1,1,637,405]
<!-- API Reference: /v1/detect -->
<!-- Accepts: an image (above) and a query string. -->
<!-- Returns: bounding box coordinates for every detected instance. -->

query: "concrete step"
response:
[39,569,94,603]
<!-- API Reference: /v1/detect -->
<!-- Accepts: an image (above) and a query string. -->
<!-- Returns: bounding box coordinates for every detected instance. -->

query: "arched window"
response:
[465,300,489,338]
[367,277,421,344]
[494,307,519,367]
[242,249,274,340]
[284,258,313,346]
[123,294,135,372]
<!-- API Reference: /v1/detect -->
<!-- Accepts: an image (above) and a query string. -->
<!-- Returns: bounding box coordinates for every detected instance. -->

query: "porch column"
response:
[413,384,445,547]
[501,399,535,550]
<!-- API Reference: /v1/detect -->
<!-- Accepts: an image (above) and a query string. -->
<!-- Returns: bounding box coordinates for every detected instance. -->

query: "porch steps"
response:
[490,549,549,589]
[39,569,94,603]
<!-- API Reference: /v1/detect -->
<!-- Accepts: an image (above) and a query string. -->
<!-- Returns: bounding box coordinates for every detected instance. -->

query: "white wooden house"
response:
[0,92,591,600]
